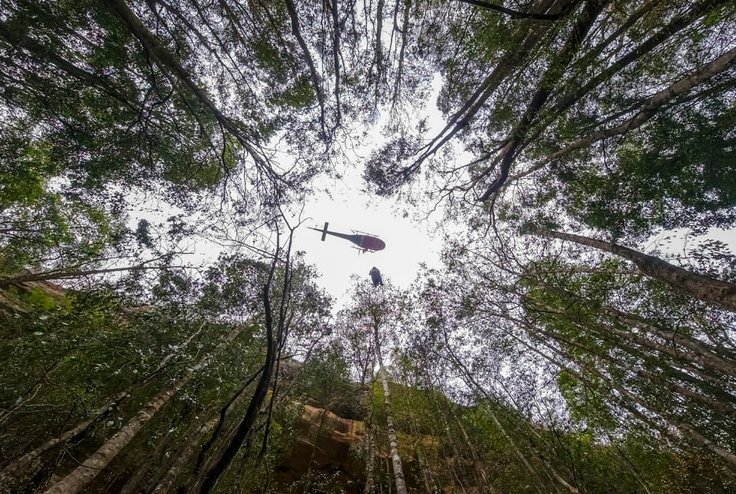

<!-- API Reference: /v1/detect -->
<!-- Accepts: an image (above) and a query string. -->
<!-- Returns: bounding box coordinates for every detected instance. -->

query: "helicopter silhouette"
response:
[308,222,385,253]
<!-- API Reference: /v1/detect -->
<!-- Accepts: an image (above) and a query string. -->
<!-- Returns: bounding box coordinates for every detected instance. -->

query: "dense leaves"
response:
[2,0,736,492]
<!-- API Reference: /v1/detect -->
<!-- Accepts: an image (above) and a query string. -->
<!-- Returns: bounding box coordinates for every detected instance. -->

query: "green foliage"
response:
[23,287,62,311]
[560,102,736,238]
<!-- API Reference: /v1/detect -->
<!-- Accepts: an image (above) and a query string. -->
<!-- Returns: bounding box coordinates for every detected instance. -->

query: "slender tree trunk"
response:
[603,307,736,377]
[528,330,736,469]
[0,265,167,287]
[42,326,245,494]
[363,421,377,494]
[523,301,736,415]
[523,289,735,389]
[373,326,408,494]
[0,392,127,485]
[389,0,411,112]
[406,0,568,177]
[539,229,736,311]
[537,318,736,419]
[434,401,471,493]
[198,291,277,493]
[101,0,272,175]
[539,45,736,167]
[478,0,609,200]
[150,383,255,494]
[447,406,494,493]
[284,0,327,132]
[525,297,735,385]
[438,328,567,494]
[456,0,574,20]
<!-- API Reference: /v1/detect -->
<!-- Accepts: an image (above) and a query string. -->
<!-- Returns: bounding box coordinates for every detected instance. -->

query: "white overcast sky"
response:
[293,181,443,307]
[291,77,449,307]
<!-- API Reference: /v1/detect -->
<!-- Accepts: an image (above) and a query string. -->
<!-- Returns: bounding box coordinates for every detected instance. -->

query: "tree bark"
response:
[363,420,376,494]
[537,45,736,168]
[403,0,569,178]
[42,326,245,494]
[603,308,736,378]
[150,380,255,494]
[527,330,736,469]
[373,326,408,494]
[540,229,736,312]
[198,229,293,493]
[0,265,168,287]
[101,0,275,178]
[284,0,327,133]
[0,392,127,485]
[456,0,576,20]
[478,0,608,200]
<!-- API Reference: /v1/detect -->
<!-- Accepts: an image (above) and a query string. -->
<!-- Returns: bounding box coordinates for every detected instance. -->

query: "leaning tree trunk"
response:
[527,329,736,470]
[150,380,255,494]
[43,326,245,494]
[0,392,127,486]
[372,326,408,494]
[538,229,736,312]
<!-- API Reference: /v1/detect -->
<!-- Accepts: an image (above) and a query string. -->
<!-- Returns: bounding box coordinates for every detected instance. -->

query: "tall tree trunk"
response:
[603,307,736,377]
[437,326,571,494]
[447,359,565,494]
[539,229,736,311]
[534,318,736,420]
[0,392,127,485]
[101,0,273,177]
[478,0,609,200]
[527,330,736,469]
[373,326,408,494]
[43,326,245,494]
[198,283,278,493]
[538,45,736,168]
[150,382,255,494]
[363,420,377,494]
[284,0,327,134]
[404,0,569,178]
[0,265,167,287]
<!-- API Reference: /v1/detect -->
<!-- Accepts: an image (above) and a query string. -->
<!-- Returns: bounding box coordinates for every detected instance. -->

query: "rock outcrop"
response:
[273,405,366,492]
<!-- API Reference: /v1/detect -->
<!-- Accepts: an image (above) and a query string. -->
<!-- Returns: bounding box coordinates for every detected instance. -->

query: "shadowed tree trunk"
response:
[198,226,295,493]
[522,330,736,469]
[537,229,736,312]
[0,392,128,486]
[149,379,257,494]
[0,264,168,287]
[42,325,246,494]
[477,0,608,200]
[363,420,377,494]
[456,0,577,20]
[531,45,736,172]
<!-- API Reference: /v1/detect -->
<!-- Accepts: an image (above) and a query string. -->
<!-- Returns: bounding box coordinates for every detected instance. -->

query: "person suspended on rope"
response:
[369,267,383,287]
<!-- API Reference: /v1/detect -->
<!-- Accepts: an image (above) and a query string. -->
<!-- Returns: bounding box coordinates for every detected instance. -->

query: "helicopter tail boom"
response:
[308,222,330,241]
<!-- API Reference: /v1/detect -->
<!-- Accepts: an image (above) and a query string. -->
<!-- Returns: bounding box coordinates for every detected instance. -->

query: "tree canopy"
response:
[2,0,736,492]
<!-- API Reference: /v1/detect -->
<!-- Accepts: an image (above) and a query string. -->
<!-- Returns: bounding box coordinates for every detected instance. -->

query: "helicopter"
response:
[308,222,386,253]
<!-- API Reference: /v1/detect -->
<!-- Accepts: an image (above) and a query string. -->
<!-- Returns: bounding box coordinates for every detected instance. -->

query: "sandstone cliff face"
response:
[272,404,461,493]
[273,405,366,492]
